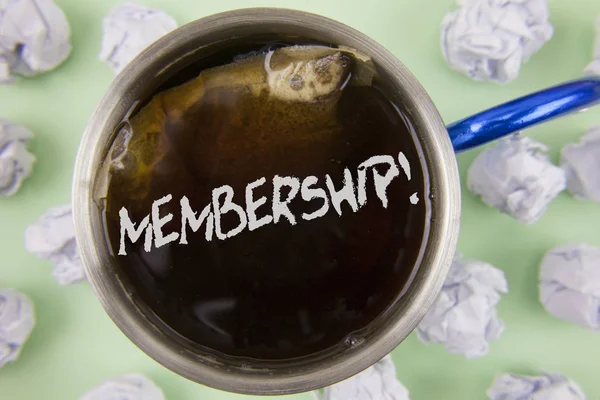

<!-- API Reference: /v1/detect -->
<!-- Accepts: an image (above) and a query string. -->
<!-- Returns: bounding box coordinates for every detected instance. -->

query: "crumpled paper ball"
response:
[560,126,600,203]
[99,2,178,74]
[487,371,586,400]
[0,120,35,197]
[415,255,508,359]
[316,355,410,400]
[0,0,72,83]
[24,204,85,286]
[0,288,35,368]
[79,374,165,400]
[585,16,600,75]
[467,134,566,224]
[539,243,600,330]
[441,0,554,83]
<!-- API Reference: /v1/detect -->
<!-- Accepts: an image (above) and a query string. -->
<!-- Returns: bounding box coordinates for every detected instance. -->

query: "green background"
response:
[1,0,599,398]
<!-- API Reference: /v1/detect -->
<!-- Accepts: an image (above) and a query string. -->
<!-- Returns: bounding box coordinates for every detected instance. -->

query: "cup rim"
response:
[72,7,461,395]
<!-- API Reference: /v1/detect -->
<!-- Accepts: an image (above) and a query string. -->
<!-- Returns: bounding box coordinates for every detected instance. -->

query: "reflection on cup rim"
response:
[72,7,461,396]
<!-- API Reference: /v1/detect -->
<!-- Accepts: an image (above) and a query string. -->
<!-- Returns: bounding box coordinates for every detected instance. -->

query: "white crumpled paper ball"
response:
[79,374,165,400]
[0,0,71,83]
[24,204,85,286]
[0,288,35,368]
[487,371,586,400]
[467,134,566,224]
[316,355,410,400]
[441,0,554,83]
[585,16,600,75]
[560,126,600,203]
[0,120,35,197]
[539,243,600,330]
[416,255,508,359]
[99,2,178,74]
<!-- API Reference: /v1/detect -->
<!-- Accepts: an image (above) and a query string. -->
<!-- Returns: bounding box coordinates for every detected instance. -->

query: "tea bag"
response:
[24,204,85,286]
[467,134,566,224]
[415,255,508,359]
[560,126,600,203]
[315,355,410,400]
[487,372,586,400]
[110,45,374,202]
[539,243,600,331]
[0,0,72,83]
[441,0,553,83]
[99,3,178,74]
[585,16,600,75]
[0,120,35,197]
[0,288,35,368]
[79,374,164,400]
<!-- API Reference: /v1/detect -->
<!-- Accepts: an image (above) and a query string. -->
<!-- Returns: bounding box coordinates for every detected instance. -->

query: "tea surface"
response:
[103,42,428,360]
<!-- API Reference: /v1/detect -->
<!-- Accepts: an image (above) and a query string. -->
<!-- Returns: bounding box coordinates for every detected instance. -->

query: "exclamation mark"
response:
[398,152,419,205]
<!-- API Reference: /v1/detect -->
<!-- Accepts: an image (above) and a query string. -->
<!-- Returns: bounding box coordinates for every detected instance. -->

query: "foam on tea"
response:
[102,42,429,361]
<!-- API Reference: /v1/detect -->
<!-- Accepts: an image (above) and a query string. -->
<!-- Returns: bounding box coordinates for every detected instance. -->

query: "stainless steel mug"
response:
[72,7,600,396]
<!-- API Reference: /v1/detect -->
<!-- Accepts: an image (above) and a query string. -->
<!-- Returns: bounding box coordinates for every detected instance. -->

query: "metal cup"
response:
[72,7,600,396]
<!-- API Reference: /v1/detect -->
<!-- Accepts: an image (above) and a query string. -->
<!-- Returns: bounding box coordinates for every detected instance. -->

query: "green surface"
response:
[1,0,599,398]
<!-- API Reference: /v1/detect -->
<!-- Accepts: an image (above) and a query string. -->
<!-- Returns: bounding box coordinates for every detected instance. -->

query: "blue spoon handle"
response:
[447,76,600,153]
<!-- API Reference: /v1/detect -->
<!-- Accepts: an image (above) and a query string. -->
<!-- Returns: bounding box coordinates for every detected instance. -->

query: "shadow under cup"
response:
[73,8,460,395]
